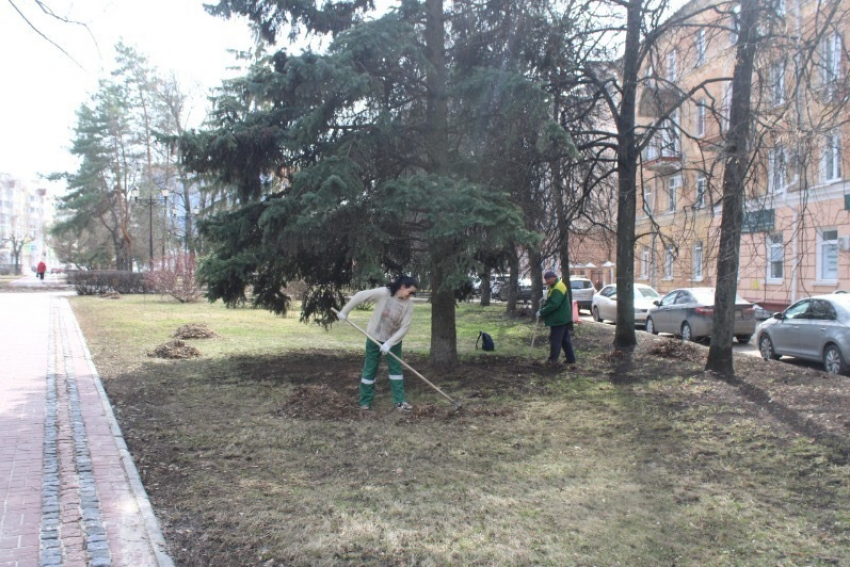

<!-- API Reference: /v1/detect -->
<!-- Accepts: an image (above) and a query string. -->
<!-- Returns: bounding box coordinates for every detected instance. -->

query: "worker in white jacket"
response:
[337,275,418,411]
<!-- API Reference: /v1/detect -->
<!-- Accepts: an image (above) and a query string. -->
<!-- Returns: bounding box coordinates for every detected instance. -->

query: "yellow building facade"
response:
[635,0,850,310]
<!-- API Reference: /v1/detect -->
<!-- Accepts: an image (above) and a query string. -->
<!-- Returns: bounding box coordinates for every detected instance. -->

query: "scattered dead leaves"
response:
[645,337,706,362]
[173,323,218,340]
[148,339,202,359]
[277,384,362,420]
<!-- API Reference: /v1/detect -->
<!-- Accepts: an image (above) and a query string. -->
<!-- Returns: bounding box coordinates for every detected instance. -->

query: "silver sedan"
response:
[592,283,660,324]
[756,294,850,375]
[645,287,757,343]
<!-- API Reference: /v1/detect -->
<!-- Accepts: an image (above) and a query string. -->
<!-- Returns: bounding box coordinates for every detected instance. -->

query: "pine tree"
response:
[185,0,572,366]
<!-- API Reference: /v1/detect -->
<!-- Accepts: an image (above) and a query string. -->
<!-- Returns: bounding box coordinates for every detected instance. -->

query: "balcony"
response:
[641,143,682,172]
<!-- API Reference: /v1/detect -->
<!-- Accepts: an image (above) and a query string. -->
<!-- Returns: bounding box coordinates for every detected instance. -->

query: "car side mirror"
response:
[773,312,784,320]
[653,300,660,306]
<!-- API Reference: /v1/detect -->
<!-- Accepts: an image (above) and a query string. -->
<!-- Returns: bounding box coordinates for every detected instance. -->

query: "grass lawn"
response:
[71,295,850,566]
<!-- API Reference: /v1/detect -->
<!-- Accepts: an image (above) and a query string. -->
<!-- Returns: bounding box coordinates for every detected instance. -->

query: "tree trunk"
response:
[479,270,492,306]
[706,0,759,376]
[424,0,457,368]
[429,259,457,368]
[613,0,642,349]
[506,253,519,314]
[528,247,544,313]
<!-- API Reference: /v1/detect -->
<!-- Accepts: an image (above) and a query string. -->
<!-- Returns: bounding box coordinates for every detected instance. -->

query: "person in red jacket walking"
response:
[36,260,47,281]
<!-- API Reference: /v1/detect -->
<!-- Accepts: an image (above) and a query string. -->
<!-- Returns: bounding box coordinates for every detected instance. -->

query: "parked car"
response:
[645,287,756,343]
[756,294,850,375]
[570,277,596,312]
[490,275,510,298]
[592,283,661,325]
[494,278,534,302]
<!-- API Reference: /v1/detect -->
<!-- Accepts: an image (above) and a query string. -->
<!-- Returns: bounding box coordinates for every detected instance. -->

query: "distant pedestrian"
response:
[36,260,47,281]
[537,270,577,367]
[336,275,419,411]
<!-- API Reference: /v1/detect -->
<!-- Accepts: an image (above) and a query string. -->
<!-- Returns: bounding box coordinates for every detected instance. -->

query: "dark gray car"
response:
[645,287,756,343]
[756,294,850,375]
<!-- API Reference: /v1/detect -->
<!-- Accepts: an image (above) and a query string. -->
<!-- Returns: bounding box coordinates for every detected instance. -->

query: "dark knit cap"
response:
[543,270,557,279]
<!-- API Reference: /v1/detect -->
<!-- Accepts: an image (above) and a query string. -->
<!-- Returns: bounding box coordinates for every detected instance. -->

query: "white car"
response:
[592,283,661,325]
[570,277,596,312]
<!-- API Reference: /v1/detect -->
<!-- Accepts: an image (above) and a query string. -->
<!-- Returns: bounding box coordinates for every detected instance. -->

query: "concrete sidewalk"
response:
[0,293,172,567]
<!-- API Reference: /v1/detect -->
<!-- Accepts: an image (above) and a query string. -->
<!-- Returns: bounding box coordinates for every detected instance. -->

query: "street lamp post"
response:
[131,187,170,270]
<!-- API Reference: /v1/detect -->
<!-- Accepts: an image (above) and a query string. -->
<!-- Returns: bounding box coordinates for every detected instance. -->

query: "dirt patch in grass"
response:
[75,303,850,566]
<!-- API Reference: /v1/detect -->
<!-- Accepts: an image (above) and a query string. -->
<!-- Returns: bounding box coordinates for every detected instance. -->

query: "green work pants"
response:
[360,339,406,407]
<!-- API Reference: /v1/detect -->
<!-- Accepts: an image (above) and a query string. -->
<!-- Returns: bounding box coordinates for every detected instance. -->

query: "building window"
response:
[665,247,675,279]
[822,132,842,181]
[693,241,704,280]
[771,61,785,105]
[696,98,706,138]
[660,109,681,156]
[768,146,786,195]
[818,228,838,281]
[767,233,784,281]
[822,33,842,94]
[643,185,653,216]
[696,29,706,67]
[730,4,741,45]
[666,49,677,82]
[696,176,707,208]
[641,247,650,279]
[667,176,679,211]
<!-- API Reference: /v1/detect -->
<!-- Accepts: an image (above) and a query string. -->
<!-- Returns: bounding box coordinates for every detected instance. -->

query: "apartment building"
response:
[0,173,54,274]
[634,0,850,311]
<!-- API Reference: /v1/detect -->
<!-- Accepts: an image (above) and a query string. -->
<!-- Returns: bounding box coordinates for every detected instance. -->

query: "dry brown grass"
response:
[72,297,850,566]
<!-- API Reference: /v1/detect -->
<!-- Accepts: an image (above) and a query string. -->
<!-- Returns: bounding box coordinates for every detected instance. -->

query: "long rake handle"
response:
[331,308,458,406]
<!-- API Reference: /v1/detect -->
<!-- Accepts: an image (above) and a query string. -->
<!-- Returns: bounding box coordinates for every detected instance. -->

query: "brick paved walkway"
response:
[0,293,172,567]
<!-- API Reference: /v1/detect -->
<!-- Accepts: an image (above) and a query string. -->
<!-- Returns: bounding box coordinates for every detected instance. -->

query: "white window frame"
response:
[640,247,650,279]
[664,247,675,279]
[692,241,704,281]
[667,176,680,212]
[822,132,842,182]
[817,228,839,282]
[666,49,677,82]
[696,29,706,67]
[767,233,784,282]
[696,176,707,208]
[768,146,786,195]
[730,4,741,45]
[822,33,842,92]
[643,186,653,216]
[696,98,706,138]
[771,61,785,105]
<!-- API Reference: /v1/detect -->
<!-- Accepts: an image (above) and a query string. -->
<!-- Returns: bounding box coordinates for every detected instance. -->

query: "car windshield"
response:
[636,287,660,299]
[689,288,749,305]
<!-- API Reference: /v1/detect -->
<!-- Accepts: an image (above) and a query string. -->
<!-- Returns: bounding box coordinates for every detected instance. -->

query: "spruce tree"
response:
[188,0,573,366]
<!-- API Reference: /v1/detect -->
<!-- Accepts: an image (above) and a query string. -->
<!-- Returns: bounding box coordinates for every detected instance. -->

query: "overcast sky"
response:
[0,0,257,188]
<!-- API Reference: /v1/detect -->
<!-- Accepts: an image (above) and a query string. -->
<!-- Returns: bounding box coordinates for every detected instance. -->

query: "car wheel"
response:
[592,306,601,322]
[823,344,849,376]
[681,322,694,342]
[735,335,752,344]
[645,317,657,335]
[758,334,779,361]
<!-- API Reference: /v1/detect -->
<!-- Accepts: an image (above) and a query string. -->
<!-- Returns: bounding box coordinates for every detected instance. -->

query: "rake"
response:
[331,308,463,411]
